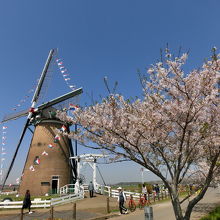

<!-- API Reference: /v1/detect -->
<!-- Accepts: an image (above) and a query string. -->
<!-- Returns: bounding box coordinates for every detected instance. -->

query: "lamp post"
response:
[141,167,150,183]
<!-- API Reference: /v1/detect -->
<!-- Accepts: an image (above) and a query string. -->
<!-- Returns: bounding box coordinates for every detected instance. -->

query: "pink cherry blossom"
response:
[56,49,220,220]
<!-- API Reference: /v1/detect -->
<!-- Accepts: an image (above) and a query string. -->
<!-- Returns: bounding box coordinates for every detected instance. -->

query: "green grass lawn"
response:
[0,193,60,202]
[200,206,220,220]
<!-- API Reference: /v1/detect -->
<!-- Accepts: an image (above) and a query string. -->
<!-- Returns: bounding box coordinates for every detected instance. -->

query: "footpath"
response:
[0,193,119,220]
[110,187,220,220]
[0,188,219,219]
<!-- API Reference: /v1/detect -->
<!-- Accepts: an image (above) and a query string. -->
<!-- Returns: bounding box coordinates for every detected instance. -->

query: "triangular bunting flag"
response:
[29,165,35,171]
[34,156,40,165]
[42,151,48,156]
[48,144,55,148]
[69,104,79,111]
[60,125,67,132]
[54,135,60,143]
[16,178,20,184]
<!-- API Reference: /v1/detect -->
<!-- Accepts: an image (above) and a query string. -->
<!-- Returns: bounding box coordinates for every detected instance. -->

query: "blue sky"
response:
[0,0,220,185]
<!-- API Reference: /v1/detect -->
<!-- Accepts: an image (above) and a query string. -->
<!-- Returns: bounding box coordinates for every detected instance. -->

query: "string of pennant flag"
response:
[1,82,37,185]
[2,55,80,186]
[0,126,7,182]
[56,58,76,91]
[28,125,66,173]
[11,81,37,111]
[6,126,66,186]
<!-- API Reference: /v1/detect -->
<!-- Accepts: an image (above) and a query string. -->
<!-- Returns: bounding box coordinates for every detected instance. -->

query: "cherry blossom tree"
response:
[57,49,220,220]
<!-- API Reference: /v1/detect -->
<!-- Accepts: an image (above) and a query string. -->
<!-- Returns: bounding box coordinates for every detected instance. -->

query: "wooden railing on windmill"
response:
[1,49,83,196]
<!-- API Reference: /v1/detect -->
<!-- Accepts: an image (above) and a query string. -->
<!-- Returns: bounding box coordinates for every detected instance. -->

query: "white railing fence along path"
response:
[103,186,169,201]
[0,184,168,209]
[51,192,84,206]
[0,199,51,209]
[0,190,84,209]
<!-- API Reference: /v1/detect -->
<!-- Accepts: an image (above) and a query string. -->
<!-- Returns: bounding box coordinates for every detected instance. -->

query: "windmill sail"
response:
[1,49,56,190]
[1,109,29,123]
[31,49,56,105]
[38,88,82,111]
[1,119,30,189]
[1,49,82,195]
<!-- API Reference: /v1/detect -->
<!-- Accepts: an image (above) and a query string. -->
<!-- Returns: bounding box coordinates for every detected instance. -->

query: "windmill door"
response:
[51,176,59,194]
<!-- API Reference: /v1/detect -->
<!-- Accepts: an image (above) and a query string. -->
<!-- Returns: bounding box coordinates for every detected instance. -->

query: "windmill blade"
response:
[1,118,30,190]
[1,109,29,123]
[1,50,57,190]
[31,49,56,106]
[1,49,56,124]
[37,87,83,110]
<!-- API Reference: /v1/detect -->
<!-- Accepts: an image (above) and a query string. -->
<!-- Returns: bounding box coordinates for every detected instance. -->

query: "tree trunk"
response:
[170,186,184,220]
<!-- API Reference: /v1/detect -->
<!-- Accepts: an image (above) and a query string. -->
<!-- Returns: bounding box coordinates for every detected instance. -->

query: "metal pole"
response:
[20,209,23,220]
[75,124,78,182]
[73,203,76,220]
[144,206,153,220]
[107,197,110,213]
[75,124,78,156]
[51,206,54,220]
[141,170,144,183]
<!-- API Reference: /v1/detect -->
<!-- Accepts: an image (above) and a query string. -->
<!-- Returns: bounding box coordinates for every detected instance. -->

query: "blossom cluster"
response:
[56,50,220,184]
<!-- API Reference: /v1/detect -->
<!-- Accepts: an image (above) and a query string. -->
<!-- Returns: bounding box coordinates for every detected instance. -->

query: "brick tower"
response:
[19,120,72,196]
[1,50,82,195]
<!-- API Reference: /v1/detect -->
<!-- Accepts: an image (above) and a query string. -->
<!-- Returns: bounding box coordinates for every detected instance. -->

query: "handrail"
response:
[0,191,84,209]
[0,200,51,209]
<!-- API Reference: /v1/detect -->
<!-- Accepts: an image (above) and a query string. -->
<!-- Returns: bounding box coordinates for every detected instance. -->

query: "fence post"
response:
[50,206,54,220]
[20,209,23,220]
[73,203,76,220]
[109,187,111,197]
[107,197,110,213]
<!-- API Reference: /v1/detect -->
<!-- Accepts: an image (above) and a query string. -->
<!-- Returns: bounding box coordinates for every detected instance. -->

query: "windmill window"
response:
[41,182,50,186]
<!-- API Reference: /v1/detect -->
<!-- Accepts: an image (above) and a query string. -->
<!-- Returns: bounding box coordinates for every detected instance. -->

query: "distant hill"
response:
[111,180,163,186]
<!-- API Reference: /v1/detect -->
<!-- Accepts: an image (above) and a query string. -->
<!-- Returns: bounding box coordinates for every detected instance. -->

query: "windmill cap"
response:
[117,187,122,190]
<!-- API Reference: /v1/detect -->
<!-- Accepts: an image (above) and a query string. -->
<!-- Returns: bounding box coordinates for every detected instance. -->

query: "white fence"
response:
[0,191,84,209]
[0,185,169,209]
[59,184,75,194]
[51,193,84,206]
[0,199,51,209]
[102,186,169,201]
[59,184,86,195]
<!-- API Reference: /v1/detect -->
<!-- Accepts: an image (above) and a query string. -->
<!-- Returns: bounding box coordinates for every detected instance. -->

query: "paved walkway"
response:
[0,193,119,220]
[0,188,219,219]
[110,187,220,220]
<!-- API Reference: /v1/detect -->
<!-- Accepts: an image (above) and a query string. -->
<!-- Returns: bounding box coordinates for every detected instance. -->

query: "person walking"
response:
[117,187,128,215]
[88,181,94,198]
[155,184,160,200]
[22,190,32,214]
[142,184,147,200]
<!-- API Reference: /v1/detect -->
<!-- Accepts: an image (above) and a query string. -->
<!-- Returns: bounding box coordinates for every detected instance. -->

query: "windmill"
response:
[1,49,83,196]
